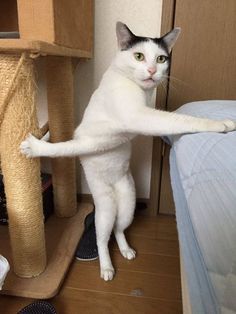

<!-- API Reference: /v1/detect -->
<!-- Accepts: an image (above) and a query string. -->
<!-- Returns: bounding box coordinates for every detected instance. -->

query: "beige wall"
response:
[38,0,163,199]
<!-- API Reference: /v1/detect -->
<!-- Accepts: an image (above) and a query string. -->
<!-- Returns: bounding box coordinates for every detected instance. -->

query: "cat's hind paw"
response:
[121,248,136,260]
[20,133,40,158]
[100,268,115,281]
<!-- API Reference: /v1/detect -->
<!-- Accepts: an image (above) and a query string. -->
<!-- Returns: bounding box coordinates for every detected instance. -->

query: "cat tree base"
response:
[0,203,93,299]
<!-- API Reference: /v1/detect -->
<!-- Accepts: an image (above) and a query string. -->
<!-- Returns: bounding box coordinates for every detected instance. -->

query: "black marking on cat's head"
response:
[116,22,181,54]
[151,38,170,55]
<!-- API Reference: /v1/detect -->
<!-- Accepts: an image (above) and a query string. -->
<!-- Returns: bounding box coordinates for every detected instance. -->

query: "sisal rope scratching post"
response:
[46,56,77,218]
[0,53,46,278]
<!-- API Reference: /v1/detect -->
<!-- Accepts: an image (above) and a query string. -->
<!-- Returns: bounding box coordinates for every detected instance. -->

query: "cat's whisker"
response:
[161,75,192,95]
[168,81,179,93]
[160,76,179,93]
[158,80,168,98]
[163,74,189,87]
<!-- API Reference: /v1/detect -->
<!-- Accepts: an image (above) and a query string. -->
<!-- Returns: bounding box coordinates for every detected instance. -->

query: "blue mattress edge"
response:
[169,148,221,314]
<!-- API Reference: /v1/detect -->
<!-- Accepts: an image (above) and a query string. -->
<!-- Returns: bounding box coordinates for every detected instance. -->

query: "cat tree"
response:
[0,0,93,298]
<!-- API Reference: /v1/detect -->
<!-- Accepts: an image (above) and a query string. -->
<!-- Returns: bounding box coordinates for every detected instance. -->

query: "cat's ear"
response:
[116,21,135,50]
[161,27,181,53]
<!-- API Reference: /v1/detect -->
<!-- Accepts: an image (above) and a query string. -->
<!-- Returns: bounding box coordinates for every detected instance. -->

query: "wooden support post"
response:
[46,56,77,218]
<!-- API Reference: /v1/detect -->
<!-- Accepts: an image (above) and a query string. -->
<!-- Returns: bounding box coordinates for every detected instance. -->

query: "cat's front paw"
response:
[100,268,115,281]
[121,248,136,260]
[222,119,236,132]
[20,133,41,158]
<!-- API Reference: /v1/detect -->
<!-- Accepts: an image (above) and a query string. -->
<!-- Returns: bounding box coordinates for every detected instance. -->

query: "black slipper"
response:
[75,210,98,261]
[17,301,57,314]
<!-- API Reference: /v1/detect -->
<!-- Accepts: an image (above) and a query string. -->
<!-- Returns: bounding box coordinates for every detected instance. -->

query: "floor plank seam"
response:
[64,286,182,302]
[71,263,181,278]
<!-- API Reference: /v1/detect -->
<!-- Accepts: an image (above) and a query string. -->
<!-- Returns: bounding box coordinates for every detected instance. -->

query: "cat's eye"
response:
[134,52,145,61]
[156,55,167,63]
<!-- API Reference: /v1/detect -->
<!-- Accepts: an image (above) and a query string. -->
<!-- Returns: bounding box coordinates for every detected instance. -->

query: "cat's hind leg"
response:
[90,181,117,281]
[114,171,136,260]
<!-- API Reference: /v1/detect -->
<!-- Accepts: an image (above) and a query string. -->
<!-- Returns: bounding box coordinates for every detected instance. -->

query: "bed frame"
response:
[180,254,192,314]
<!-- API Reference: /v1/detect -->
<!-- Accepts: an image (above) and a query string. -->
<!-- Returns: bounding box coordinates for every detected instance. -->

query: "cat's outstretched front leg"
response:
[123,106,236,136]
[20,132,128,158]
[20,134,80,158]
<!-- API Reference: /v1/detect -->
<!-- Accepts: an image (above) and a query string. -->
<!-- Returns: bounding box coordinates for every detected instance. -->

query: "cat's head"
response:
[114,22,181,90]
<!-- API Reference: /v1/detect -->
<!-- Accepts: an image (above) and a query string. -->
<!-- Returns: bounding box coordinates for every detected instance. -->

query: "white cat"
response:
[20,22,236,281]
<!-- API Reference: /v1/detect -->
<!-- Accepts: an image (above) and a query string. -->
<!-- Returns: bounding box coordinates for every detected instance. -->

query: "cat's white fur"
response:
[20,22,236,281]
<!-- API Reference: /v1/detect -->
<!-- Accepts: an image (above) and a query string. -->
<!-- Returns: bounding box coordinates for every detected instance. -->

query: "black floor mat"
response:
[75,210,98,261]
[17,301,57,314]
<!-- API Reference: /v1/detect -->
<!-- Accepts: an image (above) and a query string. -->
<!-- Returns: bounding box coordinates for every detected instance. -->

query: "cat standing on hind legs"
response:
[20,22,236,281]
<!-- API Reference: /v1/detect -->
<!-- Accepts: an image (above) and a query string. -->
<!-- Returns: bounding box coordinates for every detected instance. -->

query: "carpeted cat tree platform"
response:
[0,0,93,298]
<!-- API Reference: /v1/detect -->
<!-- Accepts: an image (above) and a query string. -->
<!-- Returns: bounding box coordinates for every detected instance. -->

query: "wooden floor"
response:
[0,215,182,314]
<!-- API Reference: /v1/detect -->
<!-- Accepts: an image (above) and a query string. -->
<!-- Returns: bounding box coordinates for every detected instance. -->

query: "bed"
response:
[167,100,236,314]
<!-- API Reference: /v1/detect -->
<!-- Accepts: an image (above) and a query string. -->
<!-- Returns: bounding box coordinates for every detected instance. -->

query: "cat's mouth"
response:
[143,77,156,84]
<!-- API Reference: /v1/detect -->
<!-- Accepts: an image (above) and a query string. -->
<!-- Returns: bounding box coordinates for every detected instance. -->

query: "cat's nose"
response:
[147,67,157,75]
